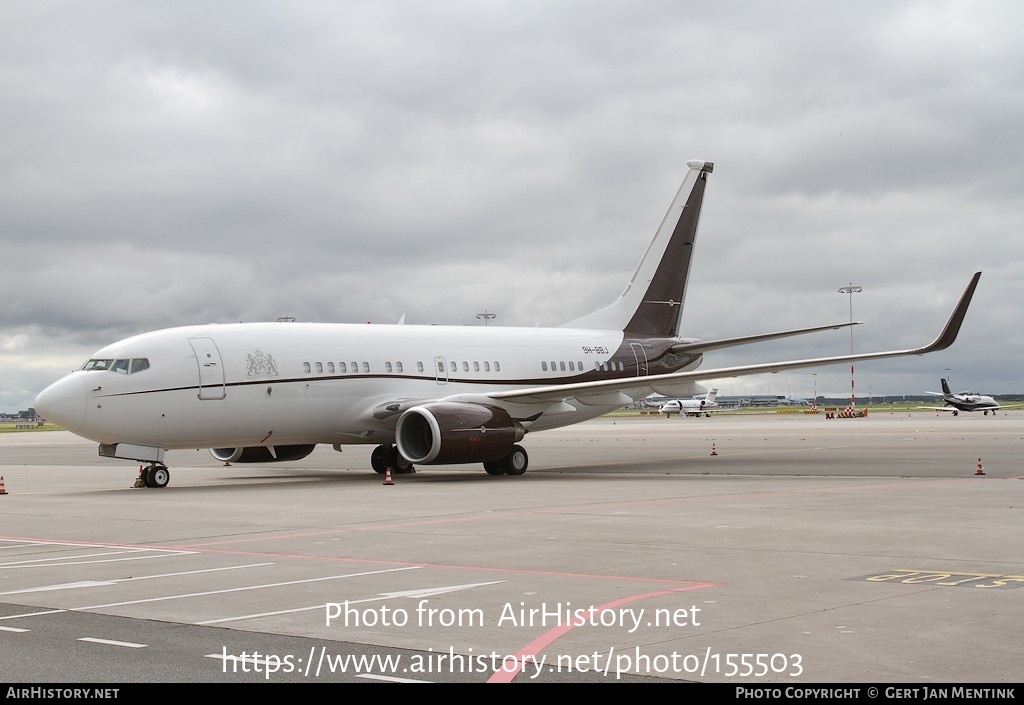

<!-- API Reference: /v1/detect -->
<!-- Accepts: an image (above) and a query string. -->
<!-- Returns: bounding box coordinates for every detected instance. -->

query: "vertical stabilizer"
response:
[941,378,952,395]
[563,159,713,336]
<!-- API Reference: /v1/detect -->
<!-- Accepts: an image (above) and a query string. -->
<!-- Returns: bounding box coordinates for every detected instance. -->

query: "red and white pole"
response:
[851,364,856,408]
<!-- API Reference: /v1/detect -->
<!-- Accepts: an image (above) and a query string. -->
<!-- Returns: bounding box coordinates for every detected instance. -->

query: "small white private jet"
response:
[659,389,719,417]
[35,160,982,488]
[920,378,1017,416]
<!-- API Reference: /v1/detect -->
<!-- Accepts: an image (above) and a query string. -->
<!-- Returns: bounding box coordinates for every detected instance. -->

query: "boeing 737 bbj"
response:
[35,160,982,488]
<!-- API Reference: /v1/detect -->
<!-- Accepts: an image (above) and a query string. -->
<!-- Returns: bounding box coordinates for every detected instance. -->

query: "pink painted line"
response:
[486,585,713,683]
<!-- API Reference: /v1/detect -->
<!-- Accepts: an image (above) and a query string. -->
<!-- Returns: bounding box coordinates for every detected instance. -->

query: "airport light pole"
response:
[838,284,862,409]
[945,367,951,388]
[476,311,496,326]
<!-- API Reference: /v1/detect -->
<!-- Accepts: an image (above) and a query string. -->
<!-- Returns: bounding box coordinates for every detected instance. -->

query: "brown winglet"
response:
[915,271,981,354]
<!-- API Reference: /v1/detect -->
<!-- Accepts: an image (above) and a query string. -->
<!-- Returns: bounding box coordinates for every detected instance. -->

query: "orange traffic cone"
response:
[975,458,985,476]
[710,443,718,456]
[0,476,7,495]
[383,468,394,485]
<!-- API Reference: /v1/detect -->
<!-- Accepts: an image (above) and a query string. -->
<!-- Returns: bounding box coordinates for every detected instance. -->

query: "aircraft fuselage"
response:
[36,322,703,449]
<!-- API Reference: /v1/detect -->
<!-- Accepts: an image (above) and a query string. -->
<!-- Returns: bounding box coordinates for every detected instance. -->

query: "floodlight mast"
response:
[838,284,862,408]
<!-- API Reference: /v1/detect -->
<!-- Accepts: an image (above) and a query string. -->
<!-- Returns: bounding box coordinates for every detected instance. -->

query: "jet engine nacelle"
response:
[209,444,317,463]
[396,402,525,464]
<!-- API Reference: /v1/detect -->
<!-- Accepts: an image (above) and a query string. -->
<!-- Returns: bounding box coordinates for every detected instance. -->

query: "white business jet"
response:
[35,160,981,488]
[659,389,719,417]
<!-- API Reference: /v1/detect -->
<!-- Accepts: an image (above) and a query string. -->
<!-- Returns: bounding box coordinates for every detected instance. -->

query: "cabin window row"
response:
[539,360,625,372]
[541,360,585,372]
[303,361,374,374]
[437,360,502,373]
[302,360,503,374]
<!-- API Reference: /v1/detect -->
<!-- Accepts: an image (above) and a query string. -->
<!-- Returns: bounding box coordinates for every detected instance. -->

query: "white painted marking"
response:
[196,567,424,624]
[357,673,431,683]
[0,625,29,632]
[205,652,276,667]
[204,652,432,682]
[2,581,115,595]
[202,579,506,626]
[1,539,176,550]
[379,581,505,599]
[19,554,182,568]
[0,553,187,569]
[78,637,147,648]
[76,566,422,615]
[0,563,274,596]
[113,562,276,582]
[0,609,66,621]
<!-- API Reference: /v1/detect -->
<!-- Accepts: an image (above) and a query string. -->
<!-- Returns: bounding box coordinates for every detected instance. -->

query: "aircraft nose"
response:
[34,374,87,432]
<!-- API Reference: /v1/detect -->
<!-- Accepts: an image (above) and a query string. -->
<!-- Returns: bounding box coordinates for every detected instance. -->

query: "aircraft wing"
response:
[489,272,981,406]
[670,321,861,355]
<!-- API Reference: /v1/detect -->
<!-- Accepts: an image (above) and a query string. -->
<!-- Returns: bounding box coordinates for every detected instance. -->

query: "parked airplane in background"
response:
[35,160,982,488]
[921,378,1016,416]
[660,389,719,417]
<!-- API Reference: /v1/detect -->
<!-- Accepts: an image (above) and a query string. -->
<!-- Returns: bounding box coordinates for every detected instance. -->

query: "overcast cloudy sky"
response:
[2,1,1022,412]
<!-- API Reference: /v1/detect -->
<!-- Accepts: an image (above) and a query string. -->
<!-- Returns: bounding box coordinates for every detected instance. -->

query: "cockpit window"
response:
[81,358,150,374]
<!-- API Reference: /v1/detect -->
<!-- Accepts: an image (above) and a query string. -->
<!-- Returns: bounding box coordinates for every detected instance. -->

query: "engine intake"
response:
[209,444,317,463]
[396,402,524,464]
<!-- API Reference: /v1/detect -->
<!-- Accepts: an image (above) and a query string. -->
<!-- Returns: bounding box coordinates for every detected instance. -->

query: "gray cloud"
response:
[3,1,1022,411]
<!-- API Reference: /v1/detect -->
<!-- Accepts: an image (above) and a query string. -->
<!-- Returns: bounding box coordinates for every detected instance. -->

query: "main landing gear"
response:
[370,444,415,474]
[135,463,170,488]
[483,445,529,476]
[370,444,529,477]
